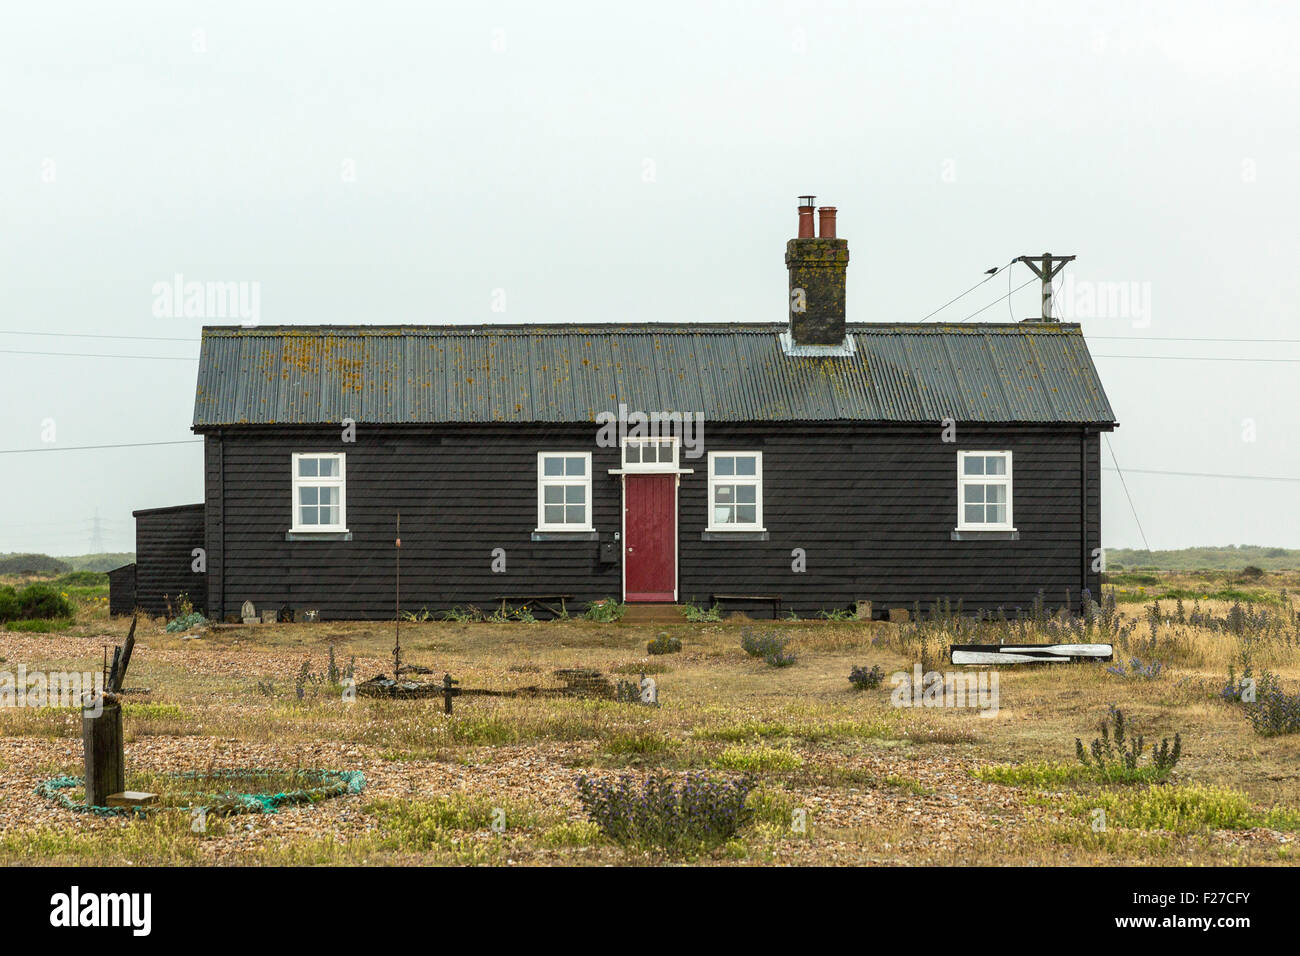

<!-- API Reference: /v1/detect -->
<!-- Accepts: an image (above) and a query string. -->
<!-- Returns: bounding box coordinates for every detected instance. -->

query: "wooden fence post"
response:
[83,697,124,807]
[442,673,454,715]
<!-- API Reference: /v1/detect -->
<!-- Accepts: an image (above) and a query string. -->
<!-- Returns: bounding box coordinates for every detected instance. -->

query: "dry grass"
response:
[2,574,1300,865]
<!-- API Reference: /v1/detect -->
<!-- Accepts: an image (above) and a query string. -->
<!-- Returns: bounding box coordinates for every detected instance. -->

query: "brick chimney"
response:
[787,198,849,345]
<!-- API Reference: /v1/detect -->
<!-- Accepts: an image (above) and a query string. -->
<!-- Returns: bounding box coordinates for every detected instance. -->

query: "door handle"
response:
[627,547,634,553]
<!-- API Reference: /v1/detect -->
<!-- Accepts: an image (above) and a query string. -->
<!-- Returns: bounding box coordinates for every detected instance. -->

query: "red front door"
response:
[624,474,676,602]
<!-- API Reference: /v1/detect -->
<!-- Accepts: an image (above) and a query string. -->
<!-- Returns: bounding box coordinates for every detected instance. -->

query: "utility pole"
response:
[1017,253,1076,322]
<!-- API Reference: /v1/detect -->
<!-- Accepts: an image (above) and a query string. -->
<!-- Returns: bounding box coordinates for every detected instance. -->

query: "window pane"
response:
[715,457,734,477]
[319,486,338,506]
[565,505,585,524]
[566,485,585,504]
[988,502,1006,524]
[737,505,757,524]
[625,443,641,463]
[300,486,318,505]
[736,485,756,504]
[987,485,1006,504]
[543,457,563,477]
[318,457,339,477]
[963,456,984,476]
[321,505,339,526]
[964,504,984,525]
[715,485,734,504]
[565,456,586,476]
[301,506,319,526]
[985,455,1007,476]
[544,485,563,504]
[544,505,564,525]
[735,456,756,476]
[714,505,733,525]
[299,458,319,478]
[965,485,984,504]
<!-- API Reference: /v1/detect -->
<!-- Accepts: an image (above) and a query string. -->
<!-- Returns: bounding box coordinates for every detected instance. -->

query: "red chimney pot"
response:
[818,206,837,239]
[797,204,815,239]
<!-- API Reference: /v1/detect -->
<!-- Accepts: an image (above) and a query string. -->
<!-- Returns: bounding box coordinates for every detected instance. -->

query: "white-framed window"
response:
[622,436,678,471]
[291,452,347,532]
[957,451,1014,530]
[707,451,763,531]
[537,452,593,531]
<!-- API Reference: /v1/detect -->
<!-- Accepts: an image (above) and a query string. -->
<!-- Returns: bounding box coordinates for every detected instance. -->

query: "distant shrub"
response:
[575,772,754,853]
[0,553,69,575]
[0,587,20,622]
[12,584,74,620]
[1238,565,1265,580]
[647,633,682,655]
[50,571,108,589]
[848,664,885,690]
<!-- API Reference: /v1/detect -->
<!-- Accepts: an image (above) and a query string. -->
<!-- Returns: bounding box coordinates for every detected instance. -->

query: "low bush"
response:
[575,772,754,853]
[1106,657,1164,680]
[713,745,804,773]
[0,588,19,622]
[740,627,797,667]
[647,633,682,655]
[583,599,626,623]
[1242,683,1300,737]
[681,603,722,623]
[0,584,75,622]
[1075,706,1181,779]
[848,664,885,690]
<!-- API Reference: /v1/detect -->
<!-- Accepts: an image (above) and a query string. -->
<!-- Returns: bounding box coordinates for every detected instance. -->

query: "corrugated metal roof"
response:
[192,324,1117,427]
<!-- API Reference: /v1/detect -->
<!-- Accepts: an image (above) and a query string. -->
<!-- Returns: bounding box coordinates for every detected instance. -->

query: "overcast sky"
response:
[2,0,1297,555]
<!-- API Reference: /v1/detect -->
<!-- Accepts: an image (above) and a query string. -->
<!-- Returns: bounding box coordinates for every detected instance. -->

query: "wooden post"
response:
[394,512,402,679]
[82,697,124,807]
[442,673,454,715]
[1017,253,1075,322]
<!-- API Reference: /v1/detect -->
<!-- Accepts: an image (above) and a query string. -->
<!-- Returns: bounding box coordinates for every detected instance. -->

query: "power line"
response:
[917,261,1014,322]
[0,330,200,342]
[1102,465,1300,483]
[1093,353,1300,364]
[0,439,202,455]
[958,277,1038,322]
[1088,335,1300,344]
[1103,436,1151,552]
[0,349,197,361]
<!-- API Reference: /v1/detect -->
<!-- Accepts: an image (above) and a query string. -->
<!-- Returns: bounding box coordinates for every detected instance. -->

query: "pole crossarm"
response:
[1017,253,1076,321]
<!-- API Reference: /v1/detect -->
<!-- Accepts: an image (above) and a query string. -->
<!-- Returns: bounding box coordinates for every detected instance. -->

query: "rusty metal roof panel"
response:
[193,324,1116,427]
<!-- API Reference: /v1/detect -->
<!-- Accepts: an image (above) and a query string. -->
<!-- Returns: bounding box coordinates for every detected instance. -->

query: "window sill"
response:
[286,530,352,541]
[951,528,1019,541]
[701,530,769,541]
[531,530,598,541]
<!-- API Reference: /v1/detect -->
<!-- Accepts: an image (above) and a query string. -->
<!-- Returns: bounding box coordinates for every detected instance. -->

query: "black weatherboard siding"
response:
[107,563,136,617]
[133,504,207,617]
[201,423,1101,620]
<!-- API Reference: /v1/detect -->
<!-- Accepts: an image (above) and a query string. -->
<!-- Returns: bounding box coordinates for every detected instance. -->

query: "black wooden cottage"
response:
[169,204,1117,621]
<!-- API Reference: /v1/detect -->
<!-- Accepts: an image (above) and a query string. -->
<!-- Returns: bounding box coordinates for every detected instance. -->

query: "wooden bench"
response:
[494,594,574,618]
[711,593,783,620]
